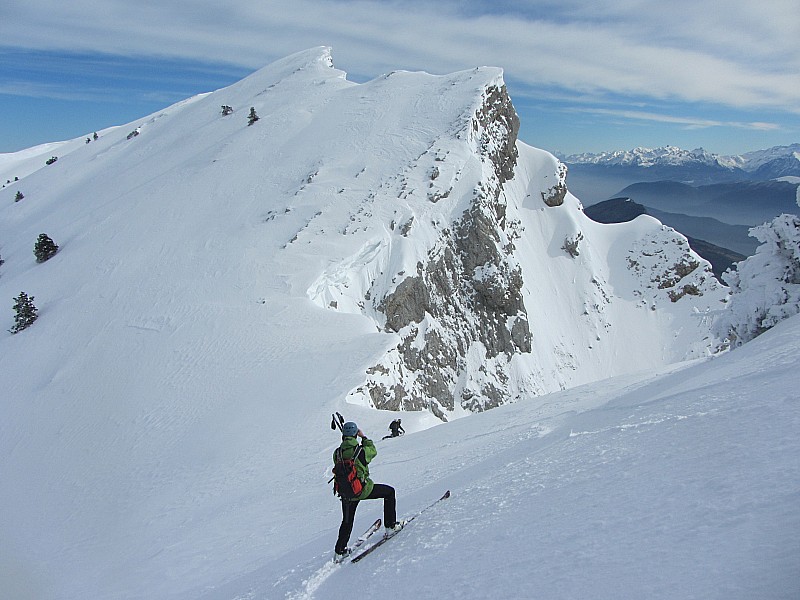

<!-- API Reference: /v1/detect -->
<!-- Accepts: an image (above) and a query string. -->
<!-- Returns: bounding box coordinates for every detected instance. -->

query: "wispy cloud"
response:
[574,108,782,132]
[2,0,798,115]
[1,1,797,155]
[0,80,112,103]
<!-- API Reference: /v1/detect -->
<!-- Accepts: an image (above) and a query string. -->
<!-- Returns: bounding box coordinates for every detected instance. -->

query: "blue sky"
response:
[1,0,798,156]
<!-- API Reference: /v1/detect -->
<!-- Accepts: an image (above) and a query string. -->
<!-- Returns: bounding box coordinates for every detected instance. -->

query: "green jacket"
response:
[334,436,376,500]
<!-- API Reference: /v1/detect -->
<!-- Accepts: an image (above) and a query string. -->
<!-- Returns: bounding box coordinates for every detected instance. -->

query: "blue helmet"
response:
[342,421,358,437]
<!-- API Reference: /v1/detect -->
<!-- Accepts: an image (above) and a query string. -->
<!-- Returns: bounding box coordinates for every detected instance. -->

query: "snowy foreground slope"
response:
[220,315,800,600]
[1,47,790,599]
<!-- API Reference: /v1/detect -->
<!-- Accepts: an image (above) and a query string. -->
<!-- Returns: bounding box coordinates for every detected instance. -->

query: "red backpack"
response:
[331,445,364,499]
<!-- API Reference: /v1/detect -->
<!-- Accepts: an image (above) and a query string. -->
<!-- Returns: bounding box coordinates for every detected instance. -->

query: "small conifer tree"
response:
[248,107,259,126]
[10,291,37,333]
[34,233,59,263]
[221,105,233,116]
[15,191,24,202]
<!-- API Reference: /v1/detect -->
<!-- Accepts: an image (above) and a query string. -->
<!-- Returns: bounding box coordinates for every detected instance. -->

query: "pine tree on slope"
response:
[10,292,37,334]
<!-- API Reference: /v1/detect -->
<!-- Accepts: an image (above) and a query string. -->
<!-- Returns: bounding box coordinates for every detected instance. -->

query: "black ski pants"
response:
[335,483,396,553]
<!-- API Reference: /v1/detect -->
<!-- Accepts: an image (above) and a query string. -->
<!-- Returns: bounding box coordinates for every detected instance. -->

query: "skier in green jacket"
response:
[334,422,403,558]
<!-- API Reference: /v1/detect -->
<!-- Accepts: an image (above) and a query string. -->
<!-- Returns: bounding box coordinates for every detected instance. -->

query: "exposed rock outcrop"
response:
[355,84,532,417]
[542,162,568,207]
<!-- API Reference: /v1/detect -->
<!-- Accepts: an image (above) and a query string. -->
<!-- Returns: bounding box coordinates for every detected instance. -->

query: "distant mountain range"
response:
[572,145,800,276]
[562,144,800,180]
[560,144,800,209]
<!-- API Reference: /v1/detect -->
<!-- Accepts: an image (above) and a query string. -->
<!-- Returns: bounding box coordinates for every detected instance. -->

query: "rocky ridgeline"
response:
[356,85,575,417]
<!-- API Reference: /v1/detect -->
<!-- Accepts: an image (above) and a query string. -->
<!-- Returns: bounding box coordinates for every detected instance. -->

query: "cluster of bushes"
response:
[221,104,259,126]
[3,129,102,332]
[6,101,260,332]
[3,233,59,334]
[123,106,259,143]
[2,176,20,190]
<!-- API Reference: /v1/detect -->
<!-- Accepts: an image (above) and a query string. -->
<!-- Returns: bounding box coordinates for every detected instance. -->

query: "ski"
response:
[351,490,451,563]
[333,518,381,563]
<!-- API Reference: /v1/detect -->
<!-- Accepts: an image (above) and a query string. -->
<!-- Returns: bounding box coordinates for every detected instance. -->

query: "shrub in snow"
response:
[247,107,259,126]
[221,105,233,116]
[714,213,800,347]
[15,191,24,202]
[34,233,59,263]
[10,291,37,334]
[46,156,58,165]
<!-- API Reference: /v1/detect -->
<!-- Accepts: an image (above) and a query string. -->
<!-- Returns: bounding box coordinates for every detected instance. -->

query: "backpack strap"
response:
[331,444,364,470]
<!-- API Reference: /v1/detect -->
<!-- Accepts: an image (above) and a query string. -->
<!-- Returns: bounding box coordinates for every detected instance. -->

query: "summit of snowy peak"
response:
[217,46,349,99]
[241,46,341,81]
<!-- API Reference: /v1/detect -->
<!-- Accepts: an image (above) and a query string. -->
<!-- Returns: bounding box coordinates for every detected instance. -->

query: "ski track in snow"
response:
[285,558,338,600]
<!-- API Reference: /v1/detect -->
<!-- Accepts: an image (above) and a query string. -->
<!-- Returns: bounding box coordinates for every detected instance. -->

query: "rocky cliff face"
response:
[353,84,533,418]
[251,51,727,423]
[347,78,725,421]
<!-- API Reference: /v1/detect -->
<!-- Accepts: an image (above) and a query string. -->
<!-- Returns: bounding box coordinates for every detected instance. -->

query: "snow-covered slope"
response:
[246,314,800,600]
[0,48,757,599]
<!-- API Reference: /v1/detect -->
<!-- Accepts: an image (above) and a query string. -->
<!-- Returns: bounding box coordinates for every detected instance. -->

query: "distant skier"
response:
[334,422,404,559]
[382,418,405,440]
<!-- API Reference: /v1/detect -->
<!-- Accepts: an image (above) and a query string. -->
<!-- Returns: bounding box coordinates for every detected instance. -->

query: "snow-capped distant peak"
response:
[561,143,800,175]
[562,145,726,168]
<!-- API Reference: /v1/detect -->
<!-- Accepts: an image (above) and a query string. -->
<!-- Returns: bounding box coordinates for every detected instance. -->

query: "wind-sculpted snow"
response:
[714,213,800,346]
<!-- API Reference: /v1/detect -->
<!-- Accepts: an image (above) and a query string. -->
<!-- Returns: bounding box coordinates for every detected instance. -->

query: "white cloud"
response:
[574,107,782,131]
[2,0,798,115]
[0,80,112,102]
